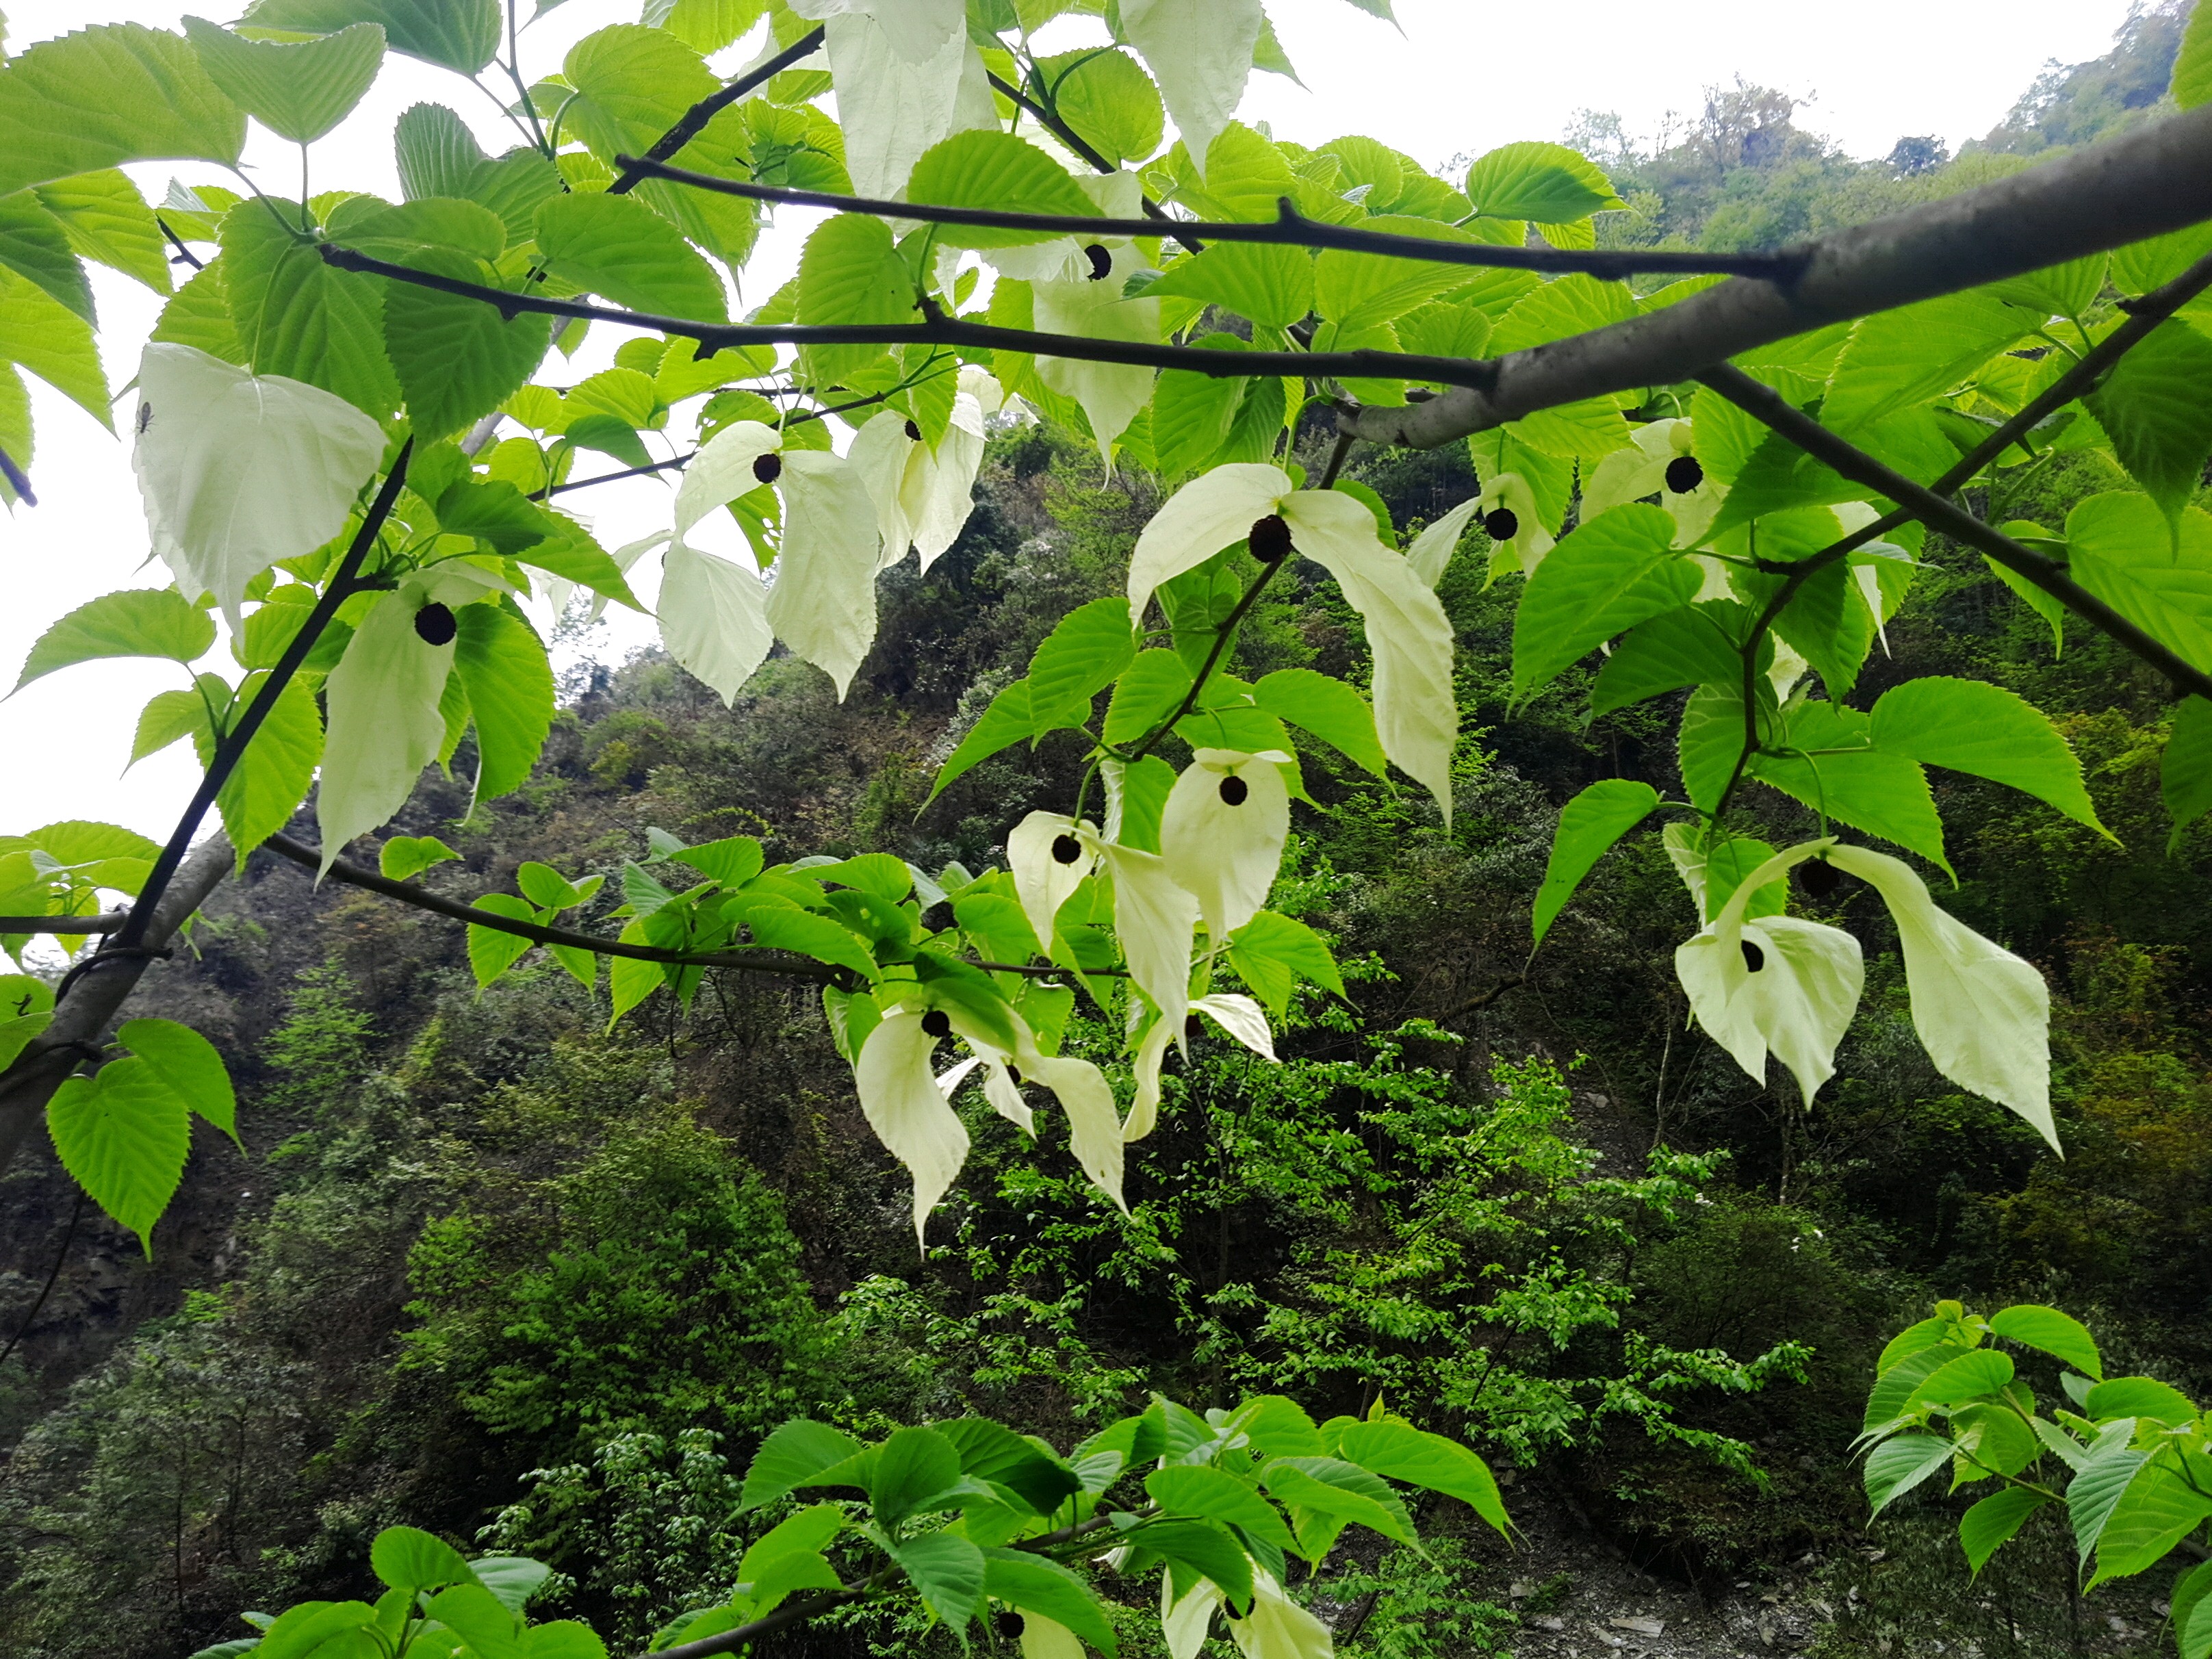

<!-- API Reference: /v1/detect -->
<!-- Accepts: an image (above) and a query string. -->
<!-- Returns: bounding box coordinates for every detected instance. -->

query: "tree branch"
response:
[319,244,1500,390]
[0,443,34,507]
[259,834,1101,985]
[115,445,415,951]
[1339,102,2212,448]
[0,912,126,936]
[616,158,1800,280]
[607,26,827,196]
[1695,363,2212,704]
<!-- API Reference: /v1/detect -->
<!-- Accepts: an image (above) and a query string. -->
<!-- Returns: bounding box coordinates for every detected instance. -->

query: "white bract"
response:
[1020,1617,1086,1659]
[132,343,386,627]
[1476,471,1554,578]
[1226,1570,1333,1659]
[1083,830,1199,1025]
[849,393,987,572]
[1009,811,1099,950]
[1129,466,1458,818]
[1674,839,1864,1109]
[807,0,992,198]
[1033,236,1161,465]
[1825,844,2055,1148]
[856,1007,971,1248]
[1162,1578,1224,1659]
[1119,0,1263,175]
[1161,748,1291,942]
[764,449,882,699]
[1123,992,1278,1144]
[1406,496,1483,589]
[316,565,501,873]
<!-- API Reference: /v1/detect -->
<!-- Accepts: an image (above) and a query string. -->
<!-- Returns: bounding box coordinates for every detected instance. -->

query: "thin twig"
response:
[616,158,1803,280]
[608,27,828,196]
[984,68,1203,252]
[319,244,1502,390]
[0,912,127,936]
[155,216,205,272]
[0,1192,83,1374]
[112,446,415,952]
[0,443,34,506]
[1697,363,2212,704]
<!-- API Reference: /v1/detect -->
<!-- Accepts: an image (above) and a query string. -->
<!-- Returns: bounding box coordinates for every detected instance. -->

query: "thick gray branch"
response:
[0,833,235,1176]
[1343,103,2212,448]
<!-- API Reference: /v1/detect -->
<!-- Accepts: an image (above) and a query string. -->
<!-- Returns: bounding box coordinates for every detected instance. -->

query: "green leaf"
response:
[1823,289,2031,433]
[1314,216,1483,331]
[2064,493,2212,669]
[0,266,110,427]
[1226,910,1343,1018]
[221,200,400,417]
[2089,1458,2212,1588]
[1905,1348,2014,1411]
[254,1599,382,1659]
[868,1425,963,1530]
[1029,597,1135,719]
[466,892,537,988]
[1252,669,1387,777]
[0,24,246,198]
[1769,557,1874,700]
[38,169,171,294]
[198,671,321,858]
[936,1419,1083,1517]
[1959,1487,2049,1575]
[891,1532,986,1630]
[907,130,1100,248]
[1749,702,1949,871]
[2071,1421,2152,1565]
[536,191,727,323]
[1463,141,1623,223]
[517,514,646,612]
[2176,0,2212,109]
[115,1016,237,1142]
[241,0,500,75]
[1126,1518,1253,1612]
[1869,677,2106,837]
[382,250,552,441]
[981,1550,1116,1653]
[1146,1465,1296,1551]
[1145,241,1313,331]
[1038,47,1162,168]
[0,192,93,322]
[2085,319,2212,526]
[1988,1304,2103,1380]
[1260,1456,1417,1549]
[558,23,715,166]
[422,1583,522,1659]
[2083,1376,2199,1424]
[47,1060,192,1252]
[1863,1433,1954,1519]
[182,16,384,144]
[1862,1341,1970,1434]
[1532,780,1660,946]
[2176,1558,2212,1659]
[453,604,553,803]
[796,213,913,381]
[1512,503,1700,699]
[2164,695,2212,849]
[1324,1418,1510,1539]
[371,1526,473,1594]
[16,587,214,689]
[1591,602,1752,719]
[931,679,1062,801]
[380,834,458,881]
[150,259,244,363]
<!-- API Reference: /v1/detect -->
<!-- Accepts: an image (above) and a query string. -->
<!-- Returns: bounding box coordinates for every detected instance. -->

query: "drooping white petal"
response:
[1282,489,1458,821]
[1022,1616,1088,1659]
[1086,834,1199,1023]
[905,391,986,570]
[1009,810,1098,949]
[1226,1571,1331,1659]
[765,450,882,699]
[1032,242,1161,467]
[1580,421,1675,522]
[133,343,386,627]
[1825,843,2055,1148]
[936,1053,984,1098]
[1163,1576,1224,1659]
[316,585,454,872]
[659,541,772,704]
[1161,748,1291,943]
[1192,992,1276,1059]
[1119,0,1263,174]
[849,411,917,566]
[960,363,1005,415]
[980,1057,1035,1135]
[1406,496,1483,589]
[790,0,964,61]
[1128,463,1290,624]
[856,1007,972,1249]
[1674,840,1863,1108]
[823,12,981,199]
[676,420,781,543]
[1123,1014,1175,1143]
[1025,1053,1127,1210]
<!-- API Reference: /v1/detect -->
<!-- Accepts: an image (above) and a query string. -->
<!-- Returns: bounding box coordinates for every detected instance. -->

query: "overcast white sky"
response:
[2,0,2142,843]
